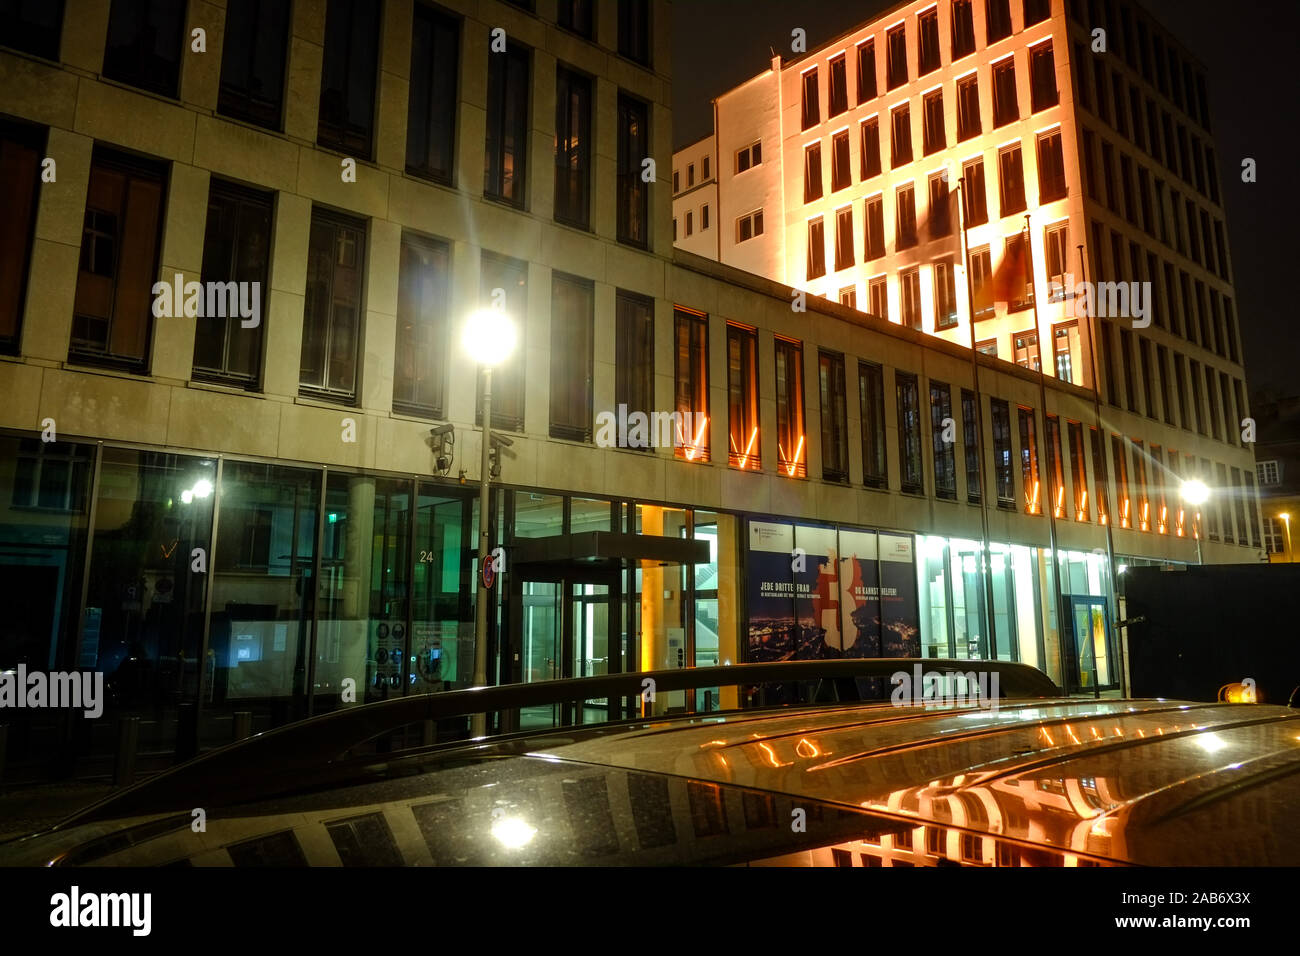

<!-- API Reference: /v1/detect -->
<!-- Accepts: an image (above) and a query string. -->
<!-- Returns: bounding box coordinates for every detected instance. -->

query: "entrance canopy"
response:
[512,531,710,577]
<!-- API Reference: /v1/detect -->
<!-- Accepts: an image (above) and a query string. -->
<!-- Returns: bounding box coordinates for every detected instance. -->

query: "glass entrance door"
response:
[1068,597,1112,692]
[518,575,614,729]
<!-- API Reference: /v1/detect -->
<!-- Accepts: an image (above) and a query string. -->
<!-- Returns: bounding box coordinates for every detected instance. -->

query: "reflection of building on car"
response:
[5,661,1297,867]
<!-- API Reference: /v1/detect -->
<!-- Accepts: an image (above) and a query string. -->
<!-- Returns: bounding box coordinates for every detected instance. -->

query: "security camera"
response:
[430,423,454,438]
[490,434,513,448]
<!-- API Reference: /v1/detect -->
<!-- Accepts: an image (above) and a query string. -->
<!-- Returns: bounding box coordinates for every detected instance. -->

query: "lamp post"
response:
[1180,478,1210,565]
[461,308,517,737]
[1281,512,1293,562]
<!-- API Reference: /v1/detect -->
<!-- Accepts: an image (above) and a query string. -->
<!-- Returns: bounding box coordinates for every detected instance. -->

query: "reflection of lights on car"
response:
[1194,732,1228,754]
[490,815,537,849]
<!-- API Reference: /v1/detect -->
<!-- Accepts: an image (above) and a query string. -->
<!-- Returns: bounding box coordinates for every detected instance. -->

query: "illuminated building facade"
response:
[0,0,1263,780]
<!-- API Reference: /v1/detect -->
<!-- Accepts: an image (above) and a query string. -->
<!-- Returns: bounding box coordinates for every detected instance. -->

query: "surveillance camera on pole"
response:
[429,423,455,472]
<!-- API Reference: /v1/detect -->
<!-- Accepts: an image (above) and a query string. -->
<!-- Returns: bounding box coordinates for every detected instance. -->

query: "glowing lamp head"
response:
[1180,478,1209,506]
[462,308,518,367]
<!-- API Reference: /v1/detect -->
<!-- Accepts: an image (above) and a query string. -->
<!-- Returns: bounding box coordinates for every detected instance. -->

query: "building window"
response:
[0,118,43,352]
[998,144,1026,216]
[557,0,594,38]
[1044,221,1068,291]
[896,184,918,251]
[962,157,988,225]
[1029,42,1059,112]
[1054,321,1077,384]
[300,208,366,402]
[886,24,908,89]
[1120,328,1138,413]
[1003,232,1034,311]
[776,337,806,477]
[962,389,981,503]
[218,0,291,131]
[674,307,710,461]
[952,1,976,59]
[899,266,921,330]
[687,164,695,187]
[549,274,594,441]
[891,104,913,167]
[554,67,593,228]
[386,232,453,420]
[857,39,877,103]
[702,204,710,230]
[990,399,1014,507]
[934,258,957,329]
[1014,329,1039,371]
[1243,473,1262,549]
[723,323,760,469]
[615,291,654,447]
[834,206,854,272]
[737,209,764,242]
[807,218,826,279]
[1090,426,1110,524]
[918,7,941,74]
[897,372,923,493]
[922,90,946,155]
[831,130,851,191]
[970,245,993,317]
[929,172,953,240]
[617,0,651,66]
[1264,516,1284,555]
[1018,407,1041,514]
[103,0,185,97]
[1045,415,1065,518]
[860,118,882,179]
[860,362,888,488]
[2,0,65,59]
[1218,462,1235,544]
[617,94,649,246]
[703,155,710,180]
[1068,420,1089,520]
[1257,459,1281,486]
[868,275,888,320]
[736,140,762,172]
[485,41,530,206]
[192,180,272,388]
[956,74,981,140]
[829,54,849,116]
[976,338,997,356]
[930,381,956,499]
[317,0,381,157]
[819,351,849,482]
[804,142,823,202]
[992,57,1019,128]
[1037,129,1067,201]
[1024,0,1050,26]
[1112,435,1131,528]
[1132,439,1151,531]
[801,68,820,130]
[839,286,857,308]
[71,149,167,371]
[685,211,693,236]
[476,255,526,430]
[986,0,1012,43]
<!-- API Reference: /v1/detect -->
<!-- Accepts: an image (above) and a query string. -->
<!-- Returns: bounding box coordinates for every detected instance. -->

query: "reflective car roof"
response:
[4,697,1297,866]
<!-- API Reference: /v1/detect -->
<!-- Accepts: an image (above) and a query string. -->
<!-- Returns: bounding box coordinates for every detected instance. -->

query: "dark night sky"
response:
[671,0,1300,396]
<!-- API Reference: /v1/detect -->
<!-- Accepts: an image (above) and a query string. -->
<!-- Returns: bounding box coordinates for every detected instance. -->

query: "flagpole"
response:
[1021,213,1069,690]
[1076,242,1123,698]
[957,175,998,663]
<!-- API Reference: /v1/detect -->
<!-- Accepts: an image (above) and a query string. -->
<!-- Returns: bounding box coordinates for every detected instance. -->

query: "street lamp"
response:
[1180,478,1210,565]
[462,307,517,737]
[1281,512,1293,562]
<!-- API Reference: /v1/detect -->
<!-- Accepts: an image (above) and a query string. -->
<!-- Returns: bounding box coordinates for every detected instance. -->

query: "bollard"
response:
[114,716,139,787]
[232,711,253,742]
